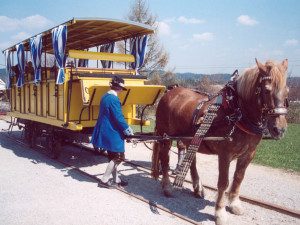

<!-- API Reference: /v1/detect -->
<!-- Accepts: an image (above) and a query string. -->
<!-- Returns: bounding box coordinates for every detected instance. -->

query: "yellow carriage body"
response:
[4,18,166,132]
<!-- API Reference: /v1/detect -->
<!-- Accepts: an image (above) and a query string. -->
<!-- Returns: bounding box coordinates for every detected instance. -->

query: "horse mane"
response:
[236,60,287,101]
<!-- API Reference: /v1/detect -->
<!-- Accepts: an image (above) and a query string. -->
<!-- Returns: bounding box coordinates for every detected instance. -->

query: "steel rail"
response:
[79,144,300,220]
[0,132,201,225]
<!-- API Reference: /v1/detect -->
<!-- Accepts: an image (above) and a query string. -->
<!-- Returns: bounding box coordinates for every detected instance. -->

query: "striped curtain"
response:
[78,49,89,67]
[52,25,67,84]
[30,34,43,85]
[16,43,25,87]
[4,50,12,89]
[130,35,148,75]
[100,42,115,68]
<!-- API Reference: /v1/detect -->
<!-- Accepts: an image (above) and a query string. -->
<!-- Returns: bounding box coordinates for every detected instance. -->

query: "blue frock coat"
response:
[91,92,129,152]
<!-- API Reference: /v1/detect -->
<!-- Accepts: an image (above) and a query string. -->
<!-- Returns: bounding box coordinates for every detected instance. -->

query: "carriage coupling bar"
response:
[125,135,232,142]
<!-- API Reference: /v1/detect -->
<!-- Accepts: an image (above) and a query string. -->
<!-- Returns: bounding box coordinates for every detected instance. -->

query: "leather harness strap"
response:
[173,96,222,189]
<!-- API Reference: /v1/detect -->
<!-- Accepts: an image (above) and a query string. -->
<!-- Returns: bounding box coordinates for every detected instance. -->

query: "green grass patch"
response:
[131,120,156,133]
[253,123,300,172]
[132,121,300,172]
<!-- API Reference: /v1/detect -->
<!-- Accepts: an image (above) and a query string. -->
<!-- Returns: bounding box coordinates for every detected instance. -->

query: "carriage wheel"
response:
[27,123,36,148]
[24,124,31,143]
[46,131,61,159]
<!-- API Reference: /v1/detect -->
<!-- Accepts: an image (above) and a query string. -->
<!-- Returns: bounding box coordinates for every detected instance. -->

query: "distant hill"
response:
[175,72,231,84]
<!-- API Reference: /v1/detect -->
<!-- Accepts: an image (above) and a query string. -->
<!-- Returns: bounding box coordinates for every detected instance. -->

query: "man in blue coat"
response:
[91,76,133,188]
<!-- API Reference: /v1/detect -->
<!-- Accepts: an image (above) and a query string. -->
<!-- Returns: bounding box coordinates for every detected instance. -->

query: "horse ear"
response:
[282,59,288,71]
[255,58,268,75]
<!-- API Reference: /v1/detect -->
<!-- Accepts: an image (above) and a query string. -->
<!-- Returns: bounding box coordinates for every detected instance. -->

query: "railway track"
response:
[1,129,300,224]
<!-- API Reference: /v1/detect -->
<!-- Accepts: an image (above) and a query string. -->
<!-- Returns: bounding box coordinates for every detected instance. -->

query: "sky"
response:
[0,0,300,76]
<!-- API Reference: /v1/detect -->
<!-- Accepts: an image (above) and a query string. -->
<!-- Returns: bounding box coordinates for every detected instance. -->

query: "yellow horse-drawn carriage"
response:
[3,17,165,157]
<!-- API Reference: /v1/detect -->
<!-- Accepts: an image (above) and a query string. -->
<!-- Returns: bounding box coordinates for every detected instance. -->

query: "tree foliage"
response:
[126,0,169,77]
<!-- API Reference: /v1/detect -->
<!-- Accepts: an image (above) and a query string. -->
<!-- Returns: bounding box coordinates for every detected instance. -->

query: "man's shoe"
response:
[98,179,118,189]
[117,179,128,187]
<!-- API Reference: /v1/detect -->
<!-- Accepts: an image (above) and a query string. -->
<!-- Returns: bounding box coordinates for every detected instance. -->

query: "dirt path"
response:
[0,118,299,225]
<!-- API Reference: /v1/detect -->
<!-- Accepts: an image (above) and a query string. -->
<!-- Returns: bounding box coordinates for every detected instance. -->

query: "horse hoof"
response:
[229,198,244,215]
[230,204,244,215]
[215,217,228,225]
[163,189,175,198]
[194,183,205,198]
[194,188,205,199]
[230,206,244,215]
[215,208,228,225]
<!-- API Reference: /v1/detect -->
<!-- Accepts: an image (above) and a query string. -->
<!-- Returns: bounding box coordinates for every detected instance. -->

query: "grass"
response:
[132,121,300,172]
[253,123,300,172]
[132,120,156,134]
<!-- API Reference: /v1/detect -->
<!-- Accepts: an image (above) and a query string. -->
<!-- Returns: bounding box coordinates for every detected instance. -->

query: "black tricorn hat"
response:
[110,76,127,91]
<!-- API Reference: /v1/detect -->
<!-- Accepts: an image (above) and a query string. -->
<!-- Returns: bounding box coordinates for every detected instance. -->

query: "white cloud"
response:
[178,16,205,24]
[21,15,52,29]
[0,15,52,32]
[192,32,214,41]
[12,32,31,40]
[284,39,298,46]
[0,16,19,31]
[237,15,258,26]
[155,21,171,36]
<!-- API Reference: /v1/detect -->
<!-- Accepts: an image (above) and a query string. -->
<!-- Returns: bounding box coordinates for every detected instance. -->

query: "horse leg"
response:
[159,140,174,197]
[172,140,186,175]
[229,150,256,215]
[215,154,231,225]
[190,156,205,198]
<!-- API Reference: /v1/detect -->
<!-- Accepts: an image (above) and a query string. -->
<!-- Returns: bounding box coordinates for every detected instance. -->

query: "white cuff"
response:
[123,127,133,136]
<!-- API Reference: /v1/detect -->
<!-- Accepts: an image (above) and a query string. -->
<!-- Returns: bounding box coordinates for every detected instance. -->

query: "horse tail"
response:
[151,130,160,180]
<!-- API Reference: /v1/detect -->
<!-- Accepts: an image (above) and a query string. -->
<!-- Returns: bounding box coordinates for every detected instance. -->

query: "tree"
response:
[125,0,169,77]
[146,71,162,85]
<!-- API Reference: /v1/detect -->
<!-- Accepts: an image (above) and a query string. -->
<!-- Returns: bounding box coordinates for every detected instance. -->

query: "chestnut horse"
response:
[151,59,289,225]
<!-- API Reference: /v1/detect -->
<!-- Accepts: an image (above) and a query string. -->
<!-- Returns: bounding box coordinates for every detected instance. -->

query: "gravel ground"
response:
[0,118,299,225]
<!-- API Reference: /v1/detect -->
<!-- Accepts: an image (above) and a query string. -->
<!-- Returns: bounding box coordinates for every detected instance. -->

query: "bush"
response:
[287,102,300,124]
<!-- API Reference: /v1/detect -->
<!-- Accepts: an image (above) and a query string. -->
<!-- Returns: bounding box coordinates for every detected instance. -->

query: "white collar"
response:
[107,89,117,96]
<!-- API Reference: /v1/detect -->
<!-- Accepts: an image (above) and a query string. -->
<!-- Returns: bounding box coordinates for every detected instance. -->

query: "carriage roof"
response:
[3,17,155,54]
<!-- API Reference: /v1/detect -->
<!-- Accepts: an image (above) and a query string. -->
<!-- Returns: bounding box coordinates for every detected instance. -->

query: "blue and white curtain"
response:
[30,34,43,85]
[100,42,115,68]
[16,43,25,87]
[52,25,67,84]
[130,35,148,75]
[4,50,12,89]
[78,49,89,67]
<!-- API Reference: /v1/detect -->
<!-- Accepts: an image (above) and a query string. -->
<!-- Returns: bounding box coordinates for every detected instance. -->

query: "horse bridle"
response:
[256,75,288,119]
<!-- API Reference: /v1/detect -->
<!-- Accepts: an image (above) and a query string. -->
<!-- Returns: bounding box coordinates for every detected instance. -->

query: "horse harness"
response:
[172,70,288,189]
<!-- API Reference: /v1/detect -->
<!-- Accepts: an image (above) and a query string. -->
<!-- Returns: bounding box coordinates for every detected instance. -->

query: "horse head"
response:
[256,58,289,140]
[236,59,289,140]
